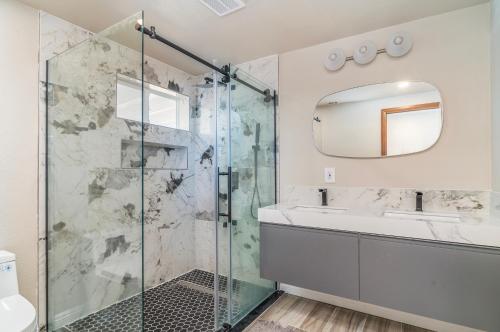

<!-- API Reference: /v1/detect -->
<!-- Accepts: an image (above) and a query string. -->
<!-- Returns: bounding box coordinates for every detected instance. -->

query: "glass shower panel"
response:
[227,67,276,324]
[214,70,231,330]
[46,13,144,331]
[139,47,222,332]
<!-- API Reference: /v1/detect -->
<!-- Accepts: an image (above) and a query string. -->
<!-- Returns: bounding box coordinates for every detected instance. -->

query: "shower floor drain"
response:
[59,270,243,332]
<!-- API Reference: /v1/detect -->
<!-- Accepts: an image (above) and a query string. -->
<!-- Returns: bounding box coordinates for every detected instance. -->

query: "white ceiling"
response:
[21,0,488,74]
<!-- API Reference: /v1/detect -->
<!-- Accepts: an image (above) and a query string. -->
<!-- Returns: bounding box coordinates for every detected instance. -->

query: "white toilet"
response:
[0,251,37,332]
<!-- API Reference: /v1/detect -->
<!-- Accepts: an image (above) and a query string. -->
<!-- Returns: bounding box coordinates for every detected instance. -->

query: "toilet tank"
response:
[0,251,19,298]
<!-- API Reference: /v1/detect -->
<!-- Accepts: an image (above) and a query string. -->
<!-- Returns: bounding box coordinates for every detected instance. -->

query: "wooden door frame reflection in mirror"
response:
[381,102,441,156]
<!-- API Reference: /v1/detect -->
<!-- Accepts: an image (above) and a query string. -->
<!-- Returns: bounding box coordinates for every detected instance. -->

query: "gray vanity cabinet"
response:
[260,223,500,331]
[359,235,500,331]
[260,223,359,300]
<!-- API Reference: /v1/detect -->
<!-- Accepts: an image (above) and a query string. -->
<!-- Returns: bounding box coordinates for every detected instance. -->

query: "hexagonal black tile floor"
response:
[63,270,241,332]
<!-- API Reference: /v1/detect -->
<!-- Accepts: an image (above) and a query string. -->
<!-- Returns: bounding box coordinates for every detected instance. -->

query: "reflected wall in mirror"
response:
[313,81,442,158]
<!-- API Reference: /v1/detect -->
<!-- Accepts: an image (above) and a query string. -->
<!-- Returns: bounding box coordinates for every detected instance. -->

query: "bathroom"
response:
[0,0,499,331]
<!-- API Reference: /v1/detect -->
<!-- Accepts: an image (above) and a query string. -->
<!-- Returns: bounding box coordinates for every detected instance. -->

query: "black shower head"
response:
[263,89,272,103]
[193,76,227,88]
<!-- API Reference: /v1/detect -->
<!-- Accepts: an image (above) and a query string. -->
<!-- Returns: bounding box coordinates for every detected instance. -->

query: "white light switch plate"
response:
[324,167,335,183]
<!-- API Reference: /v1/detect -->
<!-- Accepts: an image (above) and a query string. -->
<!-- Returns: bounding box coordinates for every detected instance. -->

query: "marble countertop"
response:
[258,204,500,248]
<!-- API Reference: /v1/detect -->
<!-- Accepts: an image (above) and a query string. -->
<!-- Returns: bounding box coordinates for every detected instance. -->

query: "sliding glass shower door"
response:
[216,66,277,327]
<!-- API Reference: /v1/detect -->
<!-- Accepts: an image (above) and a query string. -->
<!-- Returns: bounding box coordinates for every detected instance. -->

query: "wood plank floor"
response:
[244,294,433,332]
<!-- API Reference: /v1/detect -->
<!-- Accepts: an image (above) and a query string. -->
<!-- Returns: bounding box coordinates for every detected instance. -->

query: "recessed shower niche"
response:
[121,140,188,170]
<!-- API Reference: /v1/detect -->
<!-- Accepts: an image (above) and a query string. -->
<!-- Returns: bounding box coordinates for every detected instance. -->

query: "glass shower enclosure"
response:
[45,12,277,332]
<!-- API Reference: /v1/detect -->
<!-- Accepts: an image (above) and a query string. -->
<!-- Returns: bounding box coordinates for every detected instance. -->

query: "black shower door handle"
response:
[217,167,232,227]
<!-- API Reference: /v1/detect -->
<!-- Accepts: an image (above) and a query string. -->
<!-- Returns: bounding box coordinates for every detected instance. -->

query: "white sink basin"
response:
[383,210,461,223]
[292,205,347,214]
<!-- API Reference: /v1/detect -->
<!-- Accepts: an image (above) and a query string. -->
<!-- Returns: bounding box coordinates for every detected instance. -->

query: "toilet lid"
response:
[0,295,36,332]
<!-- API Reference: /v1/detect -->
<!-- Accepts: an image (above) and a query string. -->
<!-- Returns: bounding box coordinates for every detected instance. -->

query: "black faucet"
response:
[319,188,328,206]
[416,191,423,212]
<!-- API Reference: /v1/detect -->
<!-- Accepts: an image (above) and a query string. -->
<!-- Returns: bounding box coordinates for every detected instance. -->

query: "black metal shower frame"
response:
[135,24,275,101]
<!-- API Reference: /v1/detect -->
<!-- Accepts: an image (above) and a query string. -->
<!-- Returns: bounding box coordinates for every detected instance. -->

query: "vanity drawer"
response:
[260,223,359,300]
[359,235,500,331]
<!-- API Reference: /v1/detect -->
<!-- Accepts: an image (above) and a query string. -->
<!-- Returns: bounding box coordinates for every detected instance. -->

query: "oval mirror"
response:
[313,81,443,158]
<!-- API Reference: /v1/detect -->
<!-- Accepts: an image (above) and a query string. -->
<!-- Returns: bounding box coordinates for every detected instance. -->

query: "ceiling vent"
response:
[199,0,246,17]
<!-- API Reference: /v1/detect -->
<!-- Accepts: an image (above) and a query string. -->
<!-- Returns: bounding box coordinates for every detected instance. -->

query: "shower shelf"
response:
[121,139,188,170]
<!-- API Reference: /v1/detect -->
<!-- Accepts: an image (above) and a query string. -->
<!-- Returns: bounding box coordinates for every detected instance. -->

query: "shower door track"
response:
[135,24,275,100]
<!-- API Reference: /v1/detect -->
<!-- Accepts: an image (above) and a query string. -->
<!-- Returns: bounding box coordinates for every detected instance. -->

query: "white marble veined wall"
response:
[491,191,500,219]
[282,185,490,218]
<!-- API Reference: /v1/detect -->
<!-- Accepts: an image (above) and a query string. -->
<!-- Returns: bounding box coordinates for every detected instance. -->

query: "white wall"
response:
[493,0,500,191]
[280,4,491,190]
[387,108,441,156]
[0,0,39,307]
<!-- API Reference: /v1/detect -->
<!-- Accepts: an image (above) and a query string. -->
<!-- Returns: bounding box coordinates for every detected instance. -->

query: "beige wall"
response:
[493,0,500,191]
[0,0,39,307]
[279,4,491,190]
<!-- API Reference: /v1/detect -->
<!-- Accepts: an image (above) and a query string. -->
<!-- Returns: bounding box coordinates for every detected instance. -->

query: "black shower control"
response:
[319,188,328,206]
[416,192,423,212]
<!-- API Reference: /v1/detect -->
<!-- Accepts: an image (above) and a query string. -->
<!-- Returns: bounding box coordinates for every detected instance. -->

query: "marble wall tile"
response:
[121,140,189,170]
[282,185,490,218]
[38,11,94,328]
[236,54,280,200]
[235,55,279,91]
[39,11,93,80]
[491,191,500,221]
[191,74,219,222]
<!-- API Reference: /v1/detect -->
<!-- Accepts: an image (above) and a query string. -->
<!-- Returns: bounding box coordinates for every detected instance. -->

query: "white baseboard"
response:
[279,284,482,332]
